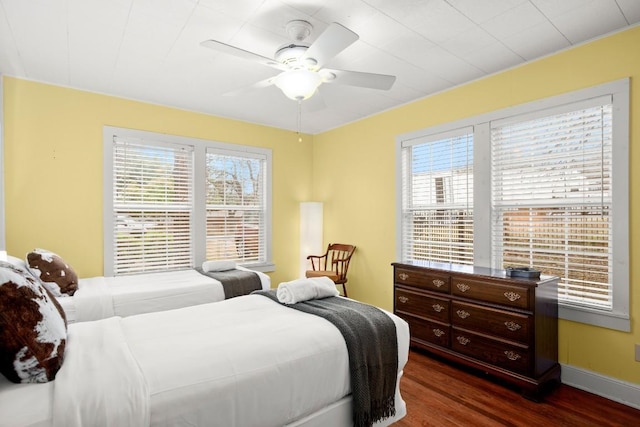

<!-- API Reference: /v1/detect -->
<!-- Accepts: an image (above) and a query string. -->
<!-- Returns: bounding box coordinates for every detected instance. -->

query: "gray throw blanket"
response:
[254,290,398,427]
[196,267,262,299]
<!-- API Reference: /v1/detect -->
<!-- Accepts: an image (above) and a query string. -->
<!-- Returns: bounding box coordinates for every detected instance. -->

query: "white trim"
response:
[395,140,403,262]
[472,122,491,268]
[0,75,5,251]
[561,363,640,410]
[103,126,274,275]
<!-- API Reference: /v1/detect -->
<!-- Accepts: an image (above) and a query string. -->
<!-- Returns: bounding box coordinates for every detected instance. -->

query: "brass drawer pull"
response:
[456,336,470,346]
[504,350,521,361]
[433,328,445,337]
[504,291,522,302]
[399,273,409,280]
[398,296,409,303]
[432,279,445,287]
[432,303,445,313]
[504,321,521,331]
[456,309,470,319]
[456,283,470,293]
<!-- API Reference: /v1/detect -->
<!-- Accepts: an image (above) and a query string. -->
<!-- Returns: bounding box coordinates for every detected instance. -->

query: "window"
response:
[206,149,266,264]
[492,99,613,311]
[400,128,474,265]
[112,139,194,275]
[104,127,273,276]
[397,79,629,331]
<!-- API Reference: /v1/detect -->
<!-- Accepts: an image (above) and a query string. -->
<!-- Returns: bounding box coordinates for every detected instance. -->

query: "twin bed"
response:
[58,267,270,323]
[0,256,409,427]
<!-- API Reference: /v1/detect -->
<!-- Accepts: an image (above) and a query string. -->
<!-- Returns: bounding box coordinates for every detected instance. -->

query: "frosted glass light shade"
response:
[300,202,323,278]
[275,69,322,101]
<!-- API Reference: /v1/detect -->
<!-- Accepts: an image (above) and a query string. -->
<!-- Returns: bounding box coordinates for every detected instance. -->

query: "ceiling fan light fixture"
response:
[275,69,322,101]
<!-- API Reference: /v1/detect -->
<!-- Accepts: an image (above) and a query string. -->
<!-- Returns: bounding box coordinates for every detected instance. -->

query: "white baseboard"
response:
[561,363,640,410]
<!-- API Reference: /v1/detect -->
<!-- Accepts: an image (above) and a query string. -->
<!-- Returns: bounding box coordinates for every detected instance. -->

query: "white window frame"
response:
[397,79,629,331]
[399,126,475,265]
[205,146,268,264]
[103,126,274,276]
[0,75,5,253]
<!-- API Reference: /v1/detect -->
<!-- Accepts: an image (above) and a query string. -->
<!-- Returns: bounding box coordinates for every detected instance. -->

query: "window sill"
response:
[559,303,630,332]
[241,262,275,273]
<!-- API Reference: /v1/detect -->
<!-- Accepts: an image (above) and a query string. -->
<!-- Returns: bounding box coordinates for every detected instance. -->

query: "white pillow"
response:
[202,260,236,272]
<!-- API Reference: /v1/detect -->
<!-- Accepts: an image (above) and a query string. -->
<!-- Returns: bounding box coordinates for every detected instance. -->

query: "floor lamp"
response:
[299,202,323,278]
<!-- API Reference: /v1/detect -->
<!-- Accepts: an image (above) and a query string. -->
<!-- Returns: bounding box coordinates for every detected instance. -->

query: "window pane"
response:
[206,152,266,263]
[112,139,194,275]
[401,131,474,265]
[492,104,613,309]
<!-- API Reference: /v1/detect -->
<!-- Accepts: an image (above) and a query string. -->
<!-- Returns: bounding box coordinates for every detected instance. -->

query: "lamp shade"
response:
[300,202,323,278]
[275,69,322,101]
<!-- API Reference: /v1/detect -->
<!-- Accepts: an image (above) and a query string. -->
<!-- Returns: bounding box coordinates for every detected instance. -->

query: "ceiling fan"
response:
[200,20,396,102]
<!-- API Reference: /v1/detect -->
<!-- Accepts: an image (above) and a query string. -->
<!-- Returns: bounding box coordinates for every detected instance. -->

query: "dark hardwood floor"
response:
[393,349,640,427]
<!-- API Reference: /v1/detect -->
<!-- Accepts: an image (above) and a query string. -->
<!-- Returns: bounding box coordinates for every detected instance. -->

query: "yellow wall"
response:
[2,77,313,286]
[3,26,639,386]
[313,26,640,384]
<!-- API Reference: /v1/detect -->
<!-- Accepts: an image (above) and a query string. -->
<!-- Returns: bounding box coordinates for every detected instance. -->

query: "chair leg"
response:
[342,284,347,298]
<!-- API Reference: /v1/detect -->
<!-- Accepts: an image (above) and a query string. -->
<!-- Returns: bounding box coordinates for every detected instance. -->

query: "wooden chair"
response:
[305,243,356,297]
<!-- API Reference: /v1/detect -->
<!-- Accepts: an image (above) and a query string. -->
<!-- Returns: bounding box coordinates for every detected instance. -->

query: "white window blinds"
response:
[401,129,474,264]
[112,138,194,275]
[206,149,266,264]
[491,97,613,310]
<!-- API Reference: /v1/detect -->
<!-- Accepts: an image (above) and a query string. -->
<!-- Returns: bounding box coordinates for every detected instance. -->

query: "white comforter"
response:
[53,318,150,427]
[44,295,409,427]
[58,268,269,323]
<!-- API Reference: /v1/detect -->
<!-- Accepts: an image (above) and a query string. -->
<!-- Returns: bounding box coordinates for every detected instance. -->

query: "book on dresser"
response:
[392,261,561,401]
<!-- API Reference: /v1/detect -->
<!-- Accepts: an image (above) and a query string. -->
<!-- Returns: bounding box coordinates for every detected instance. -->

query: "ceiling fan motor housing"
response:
[275,43,311,67]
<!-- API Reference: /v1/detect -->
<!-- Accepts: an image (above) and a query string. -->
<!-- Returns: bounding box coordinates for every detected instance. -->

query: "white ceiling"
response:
[1,0,639,134]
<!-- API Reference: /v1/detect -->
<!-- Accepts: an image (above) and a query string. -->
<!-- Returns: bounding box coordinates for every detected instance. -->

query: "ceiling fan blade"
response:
[200,40,288,71]
[300,23,358,70]
[222,76,277,97]
[323,68,396,90]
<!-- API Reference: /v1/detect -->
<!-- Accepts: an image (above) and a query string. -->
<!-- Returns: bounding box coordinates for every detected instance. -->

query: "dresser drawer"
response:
[395,288,450,323]
[451,301,531,344]
[395,267,450,293]
[451,327,530,375]
[400,313,450,348]
[451,276,531,310]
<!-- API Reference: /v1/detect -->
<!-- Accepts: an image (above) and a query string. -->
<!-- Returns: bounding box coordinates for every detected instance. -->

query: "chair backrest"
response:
[323,243,356,284]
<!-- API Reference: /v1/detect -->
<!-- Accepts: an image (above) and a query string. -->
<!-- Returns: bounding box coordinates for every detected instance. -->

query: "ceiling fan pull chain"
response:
[297,100,303,142]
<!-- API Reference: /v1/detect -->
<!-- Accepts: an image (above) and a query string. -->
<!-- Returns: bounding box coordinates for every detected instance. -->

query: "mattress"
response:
[0,295,409,427]
[56,267,270,323]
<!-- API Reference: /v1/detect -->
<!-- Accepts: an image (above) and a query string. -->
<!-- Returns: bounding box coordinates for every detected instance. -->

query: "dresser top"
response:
[392,261,558,286]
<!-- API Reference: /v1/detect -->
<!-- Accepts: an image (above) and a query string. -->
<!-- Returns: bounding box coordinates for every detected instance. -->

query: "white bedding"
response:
[57,268,270,323]
[0,295,409,427]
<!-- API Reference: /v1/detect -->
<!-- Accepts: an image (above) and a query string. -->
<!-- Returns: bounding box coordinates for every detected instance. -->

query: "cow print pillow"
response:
[0,262,67,383]
[26,249,78,297]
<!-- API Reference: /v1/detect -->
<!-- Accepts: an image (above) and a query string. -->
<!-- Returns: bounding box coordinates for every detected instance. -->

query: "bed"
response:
[0,292,409,427]
[57,266,271,323]
[4,250,270,323]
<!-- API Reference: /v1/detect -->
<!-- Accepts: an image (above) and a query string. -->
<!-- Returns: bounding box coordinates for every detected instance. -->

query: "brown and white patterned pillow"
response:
[0,262,67,383]
[26,249,78,297]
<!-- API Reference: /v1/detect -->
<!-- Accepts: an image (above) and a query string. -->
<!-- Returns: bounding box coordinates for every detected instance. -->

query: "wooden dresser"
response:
[392,261,561,400]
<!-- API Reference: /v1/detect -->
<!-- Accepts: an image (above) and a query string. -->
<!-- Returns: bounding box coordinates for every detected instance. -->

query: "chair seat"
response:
[305,270,340,282]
